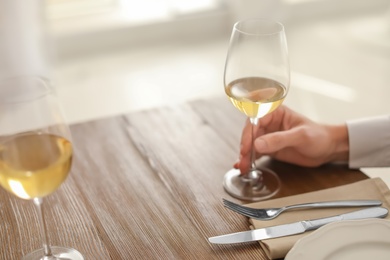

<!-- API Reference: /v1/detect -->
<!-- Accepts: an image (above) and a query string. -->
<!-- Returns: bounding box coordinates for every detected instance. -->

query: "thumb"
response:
[254,129,302,154]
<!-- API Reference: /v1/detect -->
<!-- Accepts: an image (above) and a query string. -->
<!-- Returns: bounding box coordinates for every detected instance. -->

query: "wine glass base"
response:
[223,168,281,202]
[22,246,84,260]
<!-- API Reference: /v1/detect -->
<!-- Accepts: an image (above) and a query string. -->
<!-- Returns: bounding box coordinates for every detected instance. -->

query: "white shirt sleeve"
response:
[347,115,390,168]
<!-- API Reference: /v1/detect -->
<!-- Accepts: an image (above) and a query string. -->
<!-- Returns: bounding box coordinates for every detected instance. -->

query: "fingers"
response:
[237,120,255,175]
[236,129,300,174]
[254,127,303,154]
[235,106,289,174]
[239,111,280,156]
[240,120,251,155]
[236,150,251,175]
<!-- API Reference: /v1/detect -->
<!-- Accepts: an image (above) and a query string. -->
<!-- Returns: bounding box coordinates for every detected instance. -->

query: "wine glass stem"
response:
[33,197,53,258]
[241,117,260,184]
[249,117,259,171]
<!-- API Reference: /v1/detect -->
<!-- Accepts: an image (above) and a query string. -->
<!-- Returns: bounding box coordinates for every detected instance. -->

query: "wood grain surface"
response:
[0,97,368,259]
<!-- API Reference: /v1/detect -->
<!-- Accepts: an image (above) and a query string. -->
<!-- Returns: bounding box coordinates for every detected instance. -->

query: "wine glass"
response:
[223,19,290,201]
[0,76,84,260]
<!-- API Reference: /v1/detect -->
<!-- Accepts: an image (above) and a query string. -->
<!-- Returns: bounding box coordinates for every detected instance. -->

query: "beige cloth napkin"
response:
[246,178,390,259]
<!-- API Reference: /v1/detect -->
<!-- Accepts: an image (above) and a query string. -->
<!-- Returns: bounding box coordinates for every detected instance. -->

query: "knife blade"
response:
[209,207,388,244]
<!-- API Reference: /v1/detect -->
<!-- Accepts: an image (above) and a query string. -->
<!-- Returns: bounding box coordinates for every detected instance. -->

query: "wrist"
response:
[327,124,349,162]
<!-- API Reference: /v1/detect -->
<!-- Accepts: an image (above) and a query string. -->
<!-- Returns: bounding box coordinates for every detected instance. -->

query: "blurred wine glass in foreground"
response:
[223,19,290,201]
[0,76,83,260]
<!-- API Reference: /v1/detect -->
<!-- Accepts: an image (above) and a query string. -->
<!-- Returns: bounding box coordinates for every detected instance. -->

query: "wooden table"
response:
[0,97,368,259]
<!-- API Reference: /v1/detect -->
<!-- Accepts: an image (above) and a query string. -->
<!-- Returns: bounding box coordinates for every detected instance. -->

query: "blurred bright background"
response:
[1,0,390,182]
[43,0,389,123]
[1,0,389,124]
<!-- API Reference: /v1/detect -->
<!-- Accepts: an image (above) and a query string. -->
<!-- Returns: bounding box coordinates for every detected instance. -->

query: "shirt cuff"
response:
[347,115,390,168]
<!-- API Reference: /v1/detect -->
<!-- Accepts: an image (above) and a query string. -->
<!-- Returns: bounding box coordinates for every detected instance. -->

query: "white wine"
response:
[0,133,72,199]
[225,77,287,118]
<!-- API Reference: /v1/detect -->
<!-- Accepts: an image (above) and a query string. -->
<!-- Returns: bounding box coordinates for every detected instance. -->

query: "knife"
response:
[209,207,388,244]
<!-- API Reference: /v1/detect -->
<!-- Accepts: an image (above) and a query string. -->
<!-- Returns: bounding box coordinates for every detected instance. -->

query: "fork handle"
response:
[284,200,382,211]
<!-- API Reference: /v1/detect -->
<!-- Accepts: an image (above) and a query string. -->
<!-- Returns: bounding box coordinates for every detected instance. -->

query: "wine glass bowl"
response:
[223,19,290,201]
[0,76,83,260]
[0,132,72,200]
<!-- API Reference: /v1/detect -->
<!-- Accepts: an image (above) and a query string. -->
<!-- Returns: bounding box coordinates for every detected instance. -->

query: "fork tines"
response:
[222,198,259,218]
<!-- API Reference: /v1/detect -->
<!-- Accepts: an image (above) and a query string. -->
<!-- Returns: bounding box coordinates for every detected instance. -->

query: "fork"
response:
[222,198,382,220]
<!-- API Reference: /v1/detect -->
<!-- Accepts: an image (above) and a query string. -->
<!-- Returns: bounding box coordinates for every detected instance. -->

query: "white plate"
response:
[285,219,390,260]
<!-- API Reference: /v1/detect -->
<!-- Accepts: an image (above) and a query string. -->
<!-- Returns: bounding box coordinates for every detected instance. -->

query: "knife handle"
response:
[302,207,388,231]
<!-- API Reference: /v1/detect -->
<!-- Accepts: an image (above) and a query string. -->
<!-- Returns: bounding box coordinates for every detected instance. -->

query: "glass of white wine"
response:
[0,76,84,260]
[223,19,290,201]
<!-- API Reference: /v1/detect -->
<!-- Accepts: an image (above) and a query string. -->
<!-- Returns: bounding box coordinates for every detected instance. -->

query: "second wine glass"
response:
[0,76,84,260]
[223,19,290,201]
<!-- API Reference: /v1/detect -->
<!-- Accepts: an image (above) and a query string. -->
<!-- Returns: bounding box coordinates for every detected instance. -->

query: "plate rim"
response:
[285,218,390,260]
